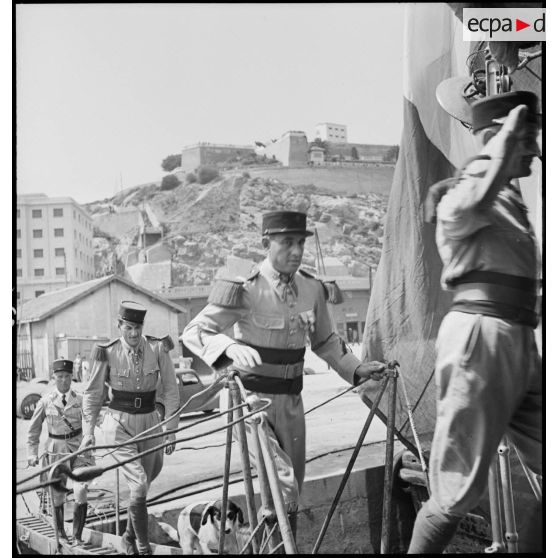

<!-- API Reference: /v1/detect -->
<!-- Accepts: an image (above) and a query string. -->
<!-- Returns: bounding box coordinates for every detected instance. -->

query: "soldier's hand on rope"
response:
[79,434,95,452]
[165,432,176,455]
[27,456,39,467]
[225,343,263,368]
[355,361,387,382]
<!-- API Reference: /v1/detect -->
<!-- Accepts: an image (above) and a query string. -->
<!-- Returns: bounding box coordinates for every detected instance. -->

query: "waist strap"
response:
[448,270,538,293]
[453,282,538,311]
[109,390,156,414]
[237,371,304,395]
[240,342,305,364]
[49,428,82,440]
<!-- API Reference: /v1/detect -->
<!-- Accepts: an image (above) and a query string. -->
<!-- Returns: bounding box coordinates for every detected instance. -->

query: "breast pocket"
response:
[252,312,286,345]
[114,368,130,387]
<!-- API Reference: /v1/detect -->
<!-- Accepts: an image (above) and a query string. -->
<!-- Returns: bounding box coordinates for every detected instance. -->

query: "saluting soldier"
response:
[182,210,387,537]
[80,301,180,555]
[408,93,542,552]
[27,359,93,544]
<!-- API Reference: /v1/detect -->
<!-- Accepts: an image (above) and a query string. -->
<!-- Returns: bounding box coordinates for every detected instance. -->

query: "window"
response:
[17,209,20,218]
[74,230,77,238]
[33,229,43,238]
[17,291,20,300]
[54,228,64,237]
[53,208,63,217]
[34,269,44,277]
[35,290,45,298]
[17,269,22,277]
[17,229,21,239]
[56,267,65,275]
[32,209,42,218]
[73,210,76,218]
[33,249,43,258]
[16,249,21,258]
[55,248,65,257]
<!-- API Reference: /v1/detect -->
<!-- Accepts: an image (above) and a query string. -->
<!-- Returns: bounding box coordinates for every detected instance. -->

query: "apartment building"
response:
[315,122,348,143]
[16,194,95,303]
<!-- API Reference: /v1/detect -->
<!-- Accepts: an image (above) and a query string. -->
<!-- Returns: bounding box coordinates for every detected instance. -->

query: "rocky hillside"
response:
[86,173,389,286]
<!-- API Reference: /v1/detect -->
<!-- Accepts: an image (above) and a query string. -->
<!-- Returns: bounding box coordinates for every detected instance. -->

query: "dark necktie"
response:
[62,394,67,407]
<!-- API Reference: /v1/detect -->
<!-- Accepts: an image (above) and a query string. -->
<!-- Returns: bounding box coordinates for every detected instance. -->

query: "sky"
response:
[16,3,405,203]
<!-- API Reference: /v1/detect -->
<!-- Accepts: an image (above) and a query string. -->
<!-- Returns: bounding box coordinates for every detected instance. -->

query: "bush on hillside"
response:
[161,154,182,172]
[197,166,220,185]
[161,174,181,191]
[186,172,197,184]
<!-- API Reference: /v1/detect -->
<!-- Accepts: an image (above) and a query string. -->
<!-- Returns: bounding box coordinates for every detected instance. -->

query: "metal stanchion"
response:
[485,459,505,553]
[229,378,260,553]
[115,469,121,536]
[247,400,283,552]
[219,389,234,555]
[380,370,398,554]
[498,438,518,553]
[257,419,298,554]
[312,374,390,554]
[48,467,62,553]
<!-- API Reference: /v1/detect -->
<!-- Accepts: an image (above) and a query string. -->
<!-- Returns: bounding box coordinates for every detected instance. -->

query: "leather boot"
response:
[54,505,68,540]
[72,503,88,544]
[122,512,139,555]
[129,499,152,555]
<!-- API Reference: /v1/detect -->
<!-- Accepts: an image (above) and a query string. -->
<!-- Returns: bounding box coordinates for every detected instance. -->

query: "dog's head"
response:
[201,500,244,534]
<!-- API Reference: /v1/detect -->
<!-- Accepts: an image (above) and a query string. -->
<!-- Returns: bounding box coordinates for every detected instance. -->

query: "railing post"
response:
[485,458,505,553]
[218,388,234,555]
[115,469,121,536]
[229,377,260,553]
[380,370,397,554]
[498,437,518,553]
[246,399,283,552]
[257,419,298,554]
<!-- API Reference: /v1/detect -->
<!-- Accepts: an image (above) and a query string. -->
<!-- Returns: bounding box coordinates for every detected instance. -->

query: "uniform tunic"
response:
[182,257,362,509]
[27,389,93,505]
[83,336,180,501]
[428,156,542,516]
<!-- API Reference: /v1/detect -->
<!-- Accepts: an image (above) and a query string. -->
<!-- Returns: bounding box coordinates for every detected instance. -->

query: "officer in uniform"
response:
[182,210,387,536]
[80,301,180,555]
[408,92,542,552]
[27,359,93,544]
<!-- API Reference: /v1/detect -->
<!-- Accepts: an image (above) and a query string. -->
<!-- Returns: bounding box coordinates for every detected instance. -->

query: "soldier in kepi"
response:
[409,92,542,553]
[80,301,180,555]
[182,210,387,539]
[27,359,93,545]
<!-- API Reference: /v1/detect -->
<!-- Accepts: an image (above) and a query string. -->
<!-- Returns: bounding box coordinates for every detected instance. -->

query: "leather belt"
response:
[49,428,82,440]
[109,390,156,414]
[237,371,304,395]
[451,282,538,328]
[240,342,305,364]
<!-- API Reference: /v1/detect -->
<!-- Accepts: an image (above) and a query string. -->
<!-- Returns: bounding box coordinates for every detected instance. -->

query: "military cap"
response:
[118,300,147,324]
[472,91,540,133]
[262,211,314,237]
[53,359,74,374]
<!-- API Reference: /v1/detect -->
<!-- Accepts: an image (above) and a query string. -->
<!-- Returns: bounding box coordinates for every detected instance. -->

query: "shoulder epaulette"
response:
[146,334,174,353]
[298,269,315,279]
[246,268,260,282]
[319,278,344,304]
[91,338,119,362]
[208,277,246,308]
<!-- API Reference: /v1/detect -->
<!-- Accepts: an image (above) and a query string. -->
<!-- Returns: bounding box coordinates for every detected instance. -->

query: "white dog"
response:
[176,499,245,554]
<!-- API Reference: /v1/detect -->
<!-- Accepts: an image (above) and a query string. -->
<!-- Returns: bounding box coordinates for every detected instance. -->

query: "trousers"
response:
[221,388,305,512]
[102,409,164,500]
[408,311,542,553]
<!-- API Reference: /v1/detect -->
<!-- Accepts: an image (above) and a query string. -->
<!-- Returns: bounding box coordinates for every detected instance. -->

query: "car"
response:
[16,378,51,419]
[155,357,220,420]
